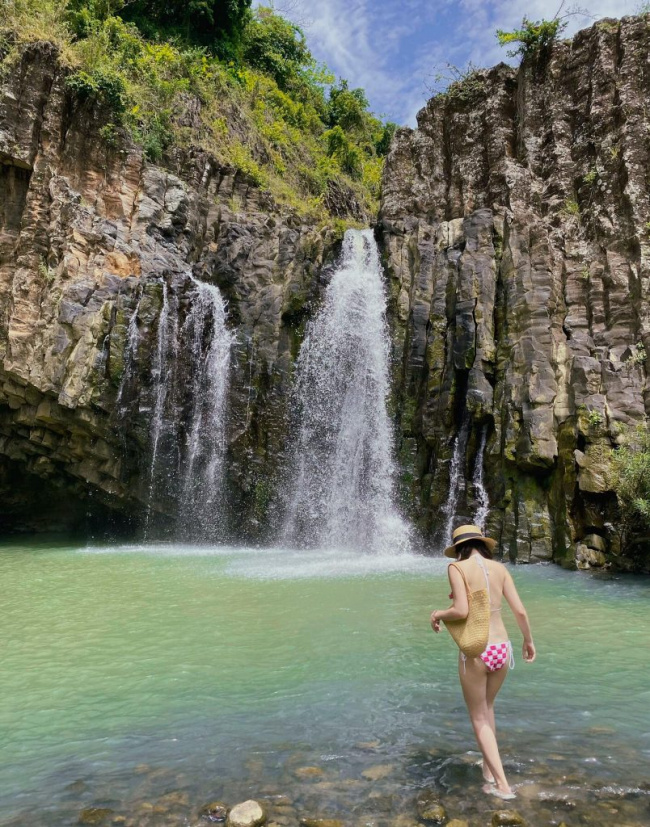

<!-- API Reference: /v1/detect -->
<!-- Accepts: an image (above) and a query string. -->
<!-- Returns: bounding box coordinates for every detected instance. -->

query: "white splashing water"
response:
[442,413,470,544]
[115,292,142,411]
[282,229,411,554]
[472,424,489,530]
[179,277,233,533]
[144,281,175,535]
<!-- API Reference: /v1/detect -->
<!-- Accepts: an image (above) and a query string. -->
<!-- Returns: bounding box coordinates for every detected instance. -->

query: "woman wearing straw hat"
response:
[430,524,536,800]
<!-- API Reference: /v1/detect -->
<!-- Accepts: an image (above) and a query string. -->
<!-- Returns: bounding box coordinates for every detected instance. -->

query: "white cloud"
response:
[254,0,642,124]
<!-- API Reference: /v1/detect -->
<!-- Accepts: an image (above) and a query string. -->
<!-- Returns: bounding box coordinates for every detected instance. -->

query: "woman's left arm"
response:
[431,565,469,632]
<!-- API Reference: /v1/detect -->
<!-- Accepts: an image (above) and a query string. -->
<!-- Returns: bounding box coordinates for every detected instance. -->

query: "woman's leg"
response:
[458,655,511,793]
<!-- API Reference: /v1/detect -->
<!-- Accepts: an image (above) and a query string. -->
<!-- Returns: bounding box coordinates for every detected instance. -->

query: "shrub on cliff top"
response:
[496,16,566,59]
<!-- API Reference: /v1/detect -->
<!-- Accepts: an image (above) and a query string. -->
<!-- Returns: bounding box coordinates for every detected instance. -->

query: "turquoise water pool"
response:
[1,541,649,825]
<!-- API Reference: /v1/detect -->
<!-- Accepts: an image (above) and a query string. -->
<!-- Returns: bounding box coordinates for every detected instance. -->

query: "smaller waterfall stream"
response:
[179,278,232,532]
[116,275,232,540]
[282,229,410,554]
[115,292,143,411]
[472,424,489,529]
[441,414,470,543]
[144,281,177,535]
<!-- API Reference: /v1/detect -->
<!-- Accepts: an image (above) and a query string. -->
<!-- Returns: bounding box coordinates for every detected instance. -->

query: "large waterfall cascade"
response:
[282,229,411,554]
[116,275,232,539]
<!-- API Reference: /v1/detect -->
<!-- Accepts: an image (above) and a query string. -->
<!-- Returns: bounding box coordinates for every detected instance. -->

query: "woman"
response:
[431,525,536,800]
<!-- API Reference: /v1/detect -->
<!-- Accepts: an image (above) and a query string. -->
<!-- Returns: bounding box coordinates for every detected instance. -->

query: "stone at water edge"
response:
[575,543,607,568]
[583,533,607,553]
[227,800,267,827]
[491,811,526,827]
[446,821,469,827]
[299,819,344,827]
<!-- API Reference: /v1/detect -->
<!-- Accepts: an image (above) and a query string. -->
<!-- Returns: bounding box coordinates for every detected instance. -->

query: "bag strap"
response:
[473,555,491,599]
[448,562,470,595]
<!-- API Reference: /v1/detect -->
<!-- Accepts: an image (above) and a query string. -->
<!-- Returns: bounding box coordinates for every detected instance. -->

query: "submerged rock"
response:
[78,808,114,825]
[491,811,526,827]
[294,766,325,780]
[199,801,229,822]
[299,820,344,827]
[361,765,394,782]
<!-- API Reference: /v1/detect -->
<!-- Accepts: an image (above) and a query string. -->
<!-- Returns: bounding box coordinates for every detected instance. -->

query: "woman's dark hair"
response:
[456,539,493,560]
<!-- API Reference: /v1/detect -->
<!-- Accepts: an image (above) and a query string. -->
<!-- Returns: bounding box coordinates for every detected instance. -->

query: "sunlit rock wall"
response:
[380,16,650,569]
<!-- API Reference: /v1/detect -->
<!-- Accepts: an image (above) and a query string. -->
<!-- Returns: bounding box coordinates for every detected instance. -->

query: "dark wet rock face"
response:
[0,43,341,540]
[380,16,650,569]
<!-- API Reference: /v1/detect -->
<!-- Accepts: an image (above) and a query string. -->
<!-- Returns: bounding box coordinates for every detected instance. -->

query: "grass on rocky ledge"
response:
[0,1,394,222]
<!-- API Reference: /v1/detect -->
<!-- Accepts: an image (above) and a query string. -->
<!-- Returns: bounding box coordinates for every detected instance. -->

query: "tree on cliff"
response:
[67,0,253,59]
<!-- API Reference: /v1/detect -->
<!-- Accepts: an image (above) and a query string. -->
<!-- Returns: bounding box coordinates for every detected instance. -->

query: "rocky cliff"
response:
[3,17,650,571]
[0,41,342,538]
[380,15,650,569]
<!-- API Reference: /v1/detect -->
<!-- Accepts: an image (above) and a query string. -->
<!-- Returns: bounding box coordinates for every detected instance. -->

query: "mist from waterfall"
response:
[282,229,411,554]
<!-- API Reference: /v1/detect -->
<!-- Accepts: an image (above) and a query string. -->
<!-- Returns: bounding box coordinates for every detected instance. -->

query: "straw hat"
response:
[444,524,497,558]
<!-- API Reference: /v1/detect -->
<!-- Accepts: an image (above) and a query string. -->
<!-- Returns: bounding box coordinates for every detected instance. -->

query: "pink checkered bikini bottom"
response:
[479,641,514,672]
[460,641,515,673]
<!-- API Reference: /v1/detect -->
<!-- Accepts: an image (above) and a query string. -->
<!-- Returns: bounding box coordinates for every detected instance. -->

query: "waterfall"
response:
[441,413,471,544]
[282,229,410,554]
[144,280,177,535]
[178,278,232,535]
[472,424,489,529]
[112,275,232,540]
[115,292,142,412]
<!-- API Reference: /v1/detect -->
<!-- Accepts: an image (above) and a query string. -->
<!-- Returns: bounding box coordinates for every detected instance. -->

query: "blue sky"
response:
[256,1,640,125]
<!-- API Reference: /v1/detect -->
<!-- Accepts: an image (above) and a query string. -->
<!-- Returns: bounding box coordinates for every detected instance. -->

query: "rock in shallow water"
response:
[299,819,344,827]
[491,810,526,827]
[361,765,394,782]
[227,800,267,827]
[78,808,114,825]
[199,800,229,822]
[416,790,446,823]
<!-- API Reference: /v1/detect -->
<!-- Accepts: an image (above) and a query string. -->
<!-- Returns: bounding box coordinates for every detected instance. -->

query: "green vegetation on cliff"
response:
[611,425,650,561]
[1,1,394,219]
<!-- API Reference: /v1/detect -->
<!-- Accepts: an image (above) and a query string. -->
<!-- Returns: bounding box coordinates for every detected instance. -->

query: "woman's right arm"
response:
[502,568,536,662]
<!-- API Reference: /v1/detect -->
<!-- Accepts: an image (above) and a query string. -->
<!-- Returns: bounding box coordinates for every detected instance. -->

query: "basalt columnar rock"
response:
[379,16,650,569]
[3,19,650,571]
[0,41,345,537]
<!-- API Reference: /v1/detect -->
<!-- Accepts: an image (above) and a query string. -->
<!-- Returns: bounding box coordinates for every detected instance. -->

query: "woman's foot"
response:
[488,786,516,801]
[477,757,495,784]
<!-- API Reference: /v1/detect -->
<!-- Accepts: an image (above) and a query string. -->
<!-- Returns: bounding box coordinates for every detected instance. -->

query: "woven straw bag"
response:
[443,562,490,658]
